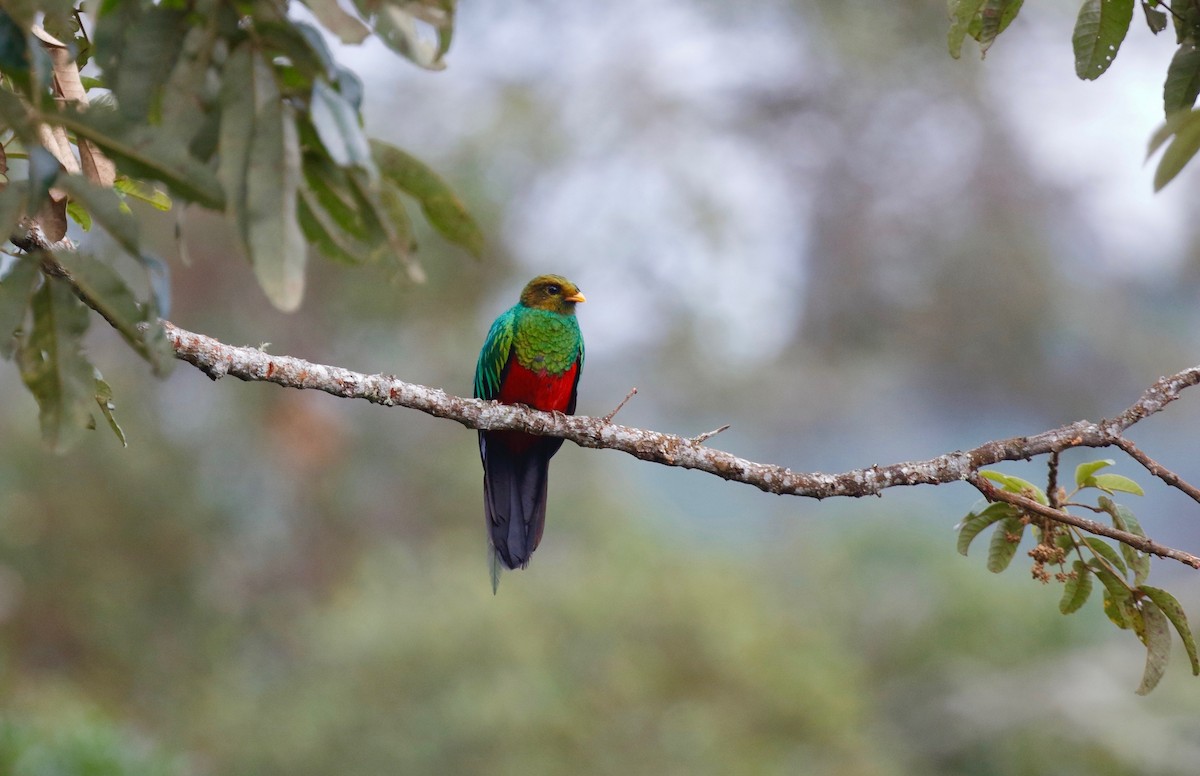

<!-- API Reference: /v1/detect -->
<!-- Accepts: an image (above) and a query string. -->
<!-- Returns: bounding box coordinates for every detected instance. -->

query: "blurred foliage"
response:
[949,0,1200,188]
[0,0,482,451]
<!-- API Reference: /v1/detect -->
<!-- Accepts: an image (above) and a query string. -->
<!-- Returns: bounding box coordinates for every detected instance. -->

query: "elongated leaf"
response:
[93,371,126,447]
[979,469,1048,504]
[1060,560,1093,614]
[1134,599,1172,694]
[1090,473,1144,496]
[1140,586,1200,675]
[1152,109,1200,189]
[0,256,38,358]
[948,0,987,58]
[1097,496,1151,583]
[987,516,1025,573]
[1075,458,1114,486]
[1090,560,1133,628]
[1073,0,1135,80]
[219,44,306,310]
[310,78,376,176]
[114,177,171,211]
[301,0,371,44]
[247,71,306,311]
[378,181,424,281]
[1084,537,1127,577]
[18,277,95,451]
[50,251,173,375]
[371,139,484,258]
[957,502,1016,556]
[1164,41,1200,115]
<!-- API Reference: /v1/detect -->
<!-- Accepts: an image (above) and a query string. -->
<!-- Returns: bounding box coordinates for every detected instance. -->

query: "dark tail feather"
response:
[481,433,551,581]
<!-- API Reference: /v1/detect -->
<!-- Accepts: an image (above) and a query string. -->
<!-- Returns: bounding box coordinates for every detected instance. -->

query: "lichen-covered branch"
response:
[162,319,1200,569]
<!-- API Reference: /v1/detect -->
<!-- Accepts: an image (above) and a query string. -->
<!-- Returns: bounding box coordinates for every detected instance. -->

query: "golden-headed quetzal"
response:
[474,274,585,591]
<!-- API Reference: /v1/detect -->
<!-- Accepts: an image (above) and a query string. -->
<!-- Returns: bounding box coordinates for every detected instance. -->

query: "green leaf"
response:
[1140,585,1200,675]
[220,44,307,311]
[1096,496,1151,583]
[66,200,93,231]
[957,502,1016,556]
[980,469,1048,504]
[248,103,305,311]
[987,516,1025,573]
[1089,473,1145,496]
[1134,598,1172,694]
[93,371,126,447]
[356,0,454,71]
[1084,537,1127,576]
[114,177,171,211]
[1072,0,1135,81]
[948,0,987,58]
[300,0,371,45]
[1097,496,1145,535]
[55,174,141,257]
[17,277,95,451]
[309,78,376,176]
[378,181,423,281]
[1074,458,1114,486]
[49,251,173,375]
[1164,41,1200,115]
[1104,591,1131,629]
[1142,0,1168,34]
[1090,559,1131,602]
[92,3,187,122]
[1151,109,1200,189]
[1060,560,1093,614]
[969,0,1024,55]
[0,256,39,359]
[371,139,484,258]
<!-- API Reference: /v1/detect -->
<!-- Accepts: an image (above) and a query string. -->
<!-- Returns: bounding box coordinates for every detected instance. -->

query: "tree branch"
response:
[157,320,1200,569]
[969,473,1200,569]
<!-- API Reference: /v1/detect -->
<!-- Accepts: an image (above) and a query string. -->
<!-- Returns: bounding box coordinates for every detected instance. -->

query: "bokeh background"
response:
[3,0,1200,773]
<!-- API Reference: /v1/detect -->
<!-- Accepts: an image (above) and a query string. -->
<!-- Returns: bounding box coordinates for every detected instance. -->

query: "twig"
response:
[602,387,637,423]
[1113,436,1200,506]
[691,424,731,444]
[971,473,1200,569]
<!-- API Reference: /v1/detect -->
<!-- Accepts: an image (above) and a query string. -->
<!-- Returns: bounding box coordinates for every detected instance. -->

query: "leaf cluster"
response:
[948,0,1200,188]
[958,460,1199,694]
[0,0,483,449]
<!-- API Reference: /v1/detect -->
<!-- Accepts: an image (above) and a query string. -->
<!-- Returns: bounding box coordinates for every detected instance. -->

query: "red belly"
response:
[498,360,577,413]
[493,360,577,455]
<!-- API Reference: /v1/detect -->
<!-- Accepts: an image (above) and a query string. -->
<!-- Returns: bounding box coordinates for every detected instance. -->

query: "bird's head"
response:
[519,274,586,315]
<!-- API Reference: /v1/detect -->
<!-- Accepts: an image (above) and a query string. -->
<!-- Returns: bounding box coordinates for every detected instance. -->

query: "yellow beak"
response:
[564,291,586,303]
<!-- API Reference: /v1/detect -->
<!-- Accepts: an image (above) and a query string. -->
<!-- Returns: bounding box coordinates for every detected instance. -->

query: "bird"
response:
[474,274,585,592]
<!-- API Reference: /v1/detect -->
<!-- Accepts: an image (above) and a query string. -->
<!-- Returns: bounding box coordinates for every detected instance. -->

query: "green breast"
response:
[513,308,581,375]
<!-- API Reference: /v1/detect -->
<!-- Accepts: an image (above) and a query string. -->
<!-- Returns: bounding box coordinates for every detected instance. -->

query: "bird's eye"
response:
[545,284,561,295]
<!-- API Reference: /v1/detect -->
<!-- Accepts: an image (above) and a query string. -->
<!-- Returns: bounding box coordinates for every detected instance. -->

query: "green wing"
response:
[474,306,516,400]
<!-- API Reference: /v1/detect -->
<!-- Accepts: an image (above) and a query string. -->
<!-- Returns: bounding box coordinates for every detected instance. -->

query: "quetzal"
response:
[474,274,585,591]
